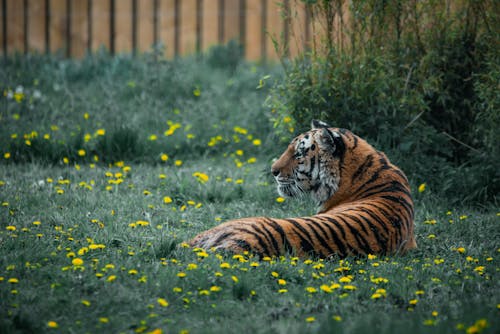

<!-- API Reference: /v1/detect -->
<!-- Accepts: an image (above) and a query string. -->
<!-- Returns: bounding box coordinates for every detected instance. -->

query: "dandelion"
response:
[343,285,357,291]
[278,289,288,293]
[210,286,222,292]
[72,258,84,266]
[339,276,352,283]
[157,298,169,307]
[305,317,316,323]
[106,275,117,282]
[231,275,239,283]
[81,300,91,307]
[418,183,426,193]
[163,196,173,204]
[4,152,10,159]
[8,278,19,284]
[306,287,318,294]
[252,139,262,146]
[276,197,285,203]
[96,129,106,136]
[160,154,169,162]
[99,317,109,323]
[175,160,183,166]
[47,321,58,328]
[149,134,158,141]
[193,172,209,184]
[177,272,187,278]
[277,279,287,285]
[6,225,16,231]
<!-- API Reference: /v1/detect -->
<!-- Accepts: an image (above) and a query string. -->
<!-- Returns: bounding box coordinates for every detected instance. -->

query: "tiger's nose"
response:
[271,168,280,177]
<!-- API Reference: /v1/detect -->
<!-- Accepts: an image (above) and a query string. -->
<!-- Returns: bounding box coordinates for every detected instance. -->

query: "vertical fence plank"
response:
[201,0,218,51]
[91,0,109,52]
[71,0,88,57]
[27,0,45,53]
[288,0,306,58]
[115,0,132,54]
[223,0,239,43]
[158,0,175,58]
[244,0,262,61]
[265,0,284,61]
[49,0,66,54]
[6,0,24,54]
[137,0,154,53]
[0,0,4,55]
[179,0,196,55]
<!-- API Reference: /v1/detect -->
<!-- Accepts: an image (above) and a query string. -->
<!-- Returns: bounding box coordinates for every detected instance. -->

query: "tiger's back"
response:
[188,120,416,258]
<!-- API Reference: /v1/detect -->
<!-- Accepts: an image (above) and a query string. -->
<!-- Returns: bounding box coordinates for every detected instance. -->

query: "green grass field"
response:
[1,54,498,334]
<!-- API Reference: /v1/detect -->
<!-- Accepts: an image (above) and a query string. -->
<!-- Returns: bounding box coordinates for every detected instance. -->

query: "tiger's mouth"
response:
[275,178,304,198]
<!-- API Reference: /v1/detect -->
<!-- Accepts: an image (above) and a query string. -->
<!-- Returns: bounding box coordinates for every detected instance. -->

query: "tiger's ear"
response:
[318,128,340,152]
[311,119,331,129]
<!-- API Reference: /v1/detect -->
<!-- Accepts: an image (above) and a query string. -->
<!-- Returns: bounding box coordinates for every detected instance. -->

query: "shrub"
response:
[267,0,499,204]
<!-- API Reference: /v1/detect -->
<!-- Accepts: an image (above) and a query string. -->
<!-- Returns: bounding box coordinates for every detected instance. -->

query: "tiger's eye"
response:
[311,144,316,151]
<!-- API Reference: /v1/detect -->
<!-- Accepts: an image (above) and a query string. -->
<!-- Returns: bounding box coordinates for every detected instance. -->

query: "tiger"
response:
[187,120,416,258]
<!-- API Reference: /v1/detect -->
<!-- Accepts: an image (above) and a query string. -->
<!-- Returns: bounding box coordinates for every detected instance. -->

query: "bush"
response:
[267,0,499,204]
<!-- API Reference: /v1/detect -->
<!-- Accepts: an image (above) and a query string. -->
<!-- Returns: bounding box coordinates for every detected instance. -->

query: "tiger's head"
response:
[271,120,347,206]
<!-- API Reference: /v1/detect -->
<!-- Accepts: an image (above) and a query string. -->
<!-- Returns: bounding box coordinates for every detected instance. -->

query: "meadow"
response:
[0,53,499,334]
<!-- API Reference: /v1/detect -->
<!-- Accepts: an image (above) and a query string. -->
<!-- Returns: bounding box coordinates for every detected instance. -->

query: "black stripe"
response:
[358,206,391,236]
[360,203,402,248]
[343,213,385,252]
[213,232,235,246]
[303,218,335,257]
[252,221,278,256]
[257,219,281,256]
[318,216,348,257]
[357,213,388,252]
[351,155,374,182]
[285,219,319,257]
[380,195,413,220]
[336,214,374,255]
[234,227,271,256]
[351,164,391,196]
[356,180,412,200]
[267,219,293,254]
[234,239,253,253]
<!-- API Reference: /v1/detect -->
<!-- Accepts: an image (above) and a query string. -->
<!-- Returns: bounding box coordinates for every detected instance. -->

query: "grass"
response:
[0,53,499,334]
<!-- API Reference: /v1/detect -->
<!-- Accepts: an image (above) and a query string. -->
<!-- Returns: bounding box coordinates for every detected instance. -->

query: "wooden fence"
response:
[0,0,318,60]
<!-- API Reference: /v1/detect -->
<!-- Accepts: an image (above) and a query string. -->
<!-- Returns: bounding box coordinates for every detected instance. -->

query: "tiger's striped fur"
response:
[188,120,416,258]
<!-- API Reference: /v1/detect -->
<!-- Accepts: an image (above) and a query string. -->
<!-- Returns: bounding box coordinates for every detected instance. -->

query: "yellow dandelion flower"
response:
[72,258,84,266]
[157,298,169,307]
[160,154,169,162]
[193,172,209,184]
[47,321,58,328]
[252,139,262,146]
[106,275,117,282]
[418,183,426,193]
[277,279,286,285]
[163,196,173,204]
[306,287,318,293]
[305,317,316,323]
[276,197,285,203]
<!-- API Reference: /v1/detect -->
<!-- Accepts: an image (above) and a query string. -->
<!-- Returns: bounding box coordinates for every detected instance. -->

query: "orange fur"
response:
[188,121,416,258]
